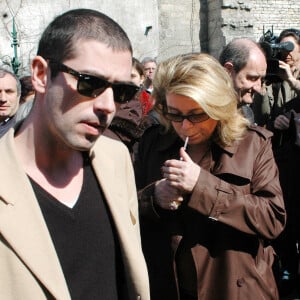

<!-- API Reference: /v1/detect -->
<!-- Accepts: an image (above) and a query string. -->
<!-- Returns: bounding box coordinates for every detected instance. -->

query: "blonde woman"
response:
[135,53,286,300]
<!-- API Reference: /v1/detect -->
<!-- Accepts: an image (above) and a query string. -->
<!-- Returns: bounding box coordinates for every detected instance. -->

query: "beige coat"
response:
[0,129,150,300]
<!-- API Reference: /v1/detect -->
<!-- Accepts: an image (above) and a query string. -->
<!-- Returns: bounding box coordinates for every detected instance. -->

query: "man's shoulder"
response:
[0,127,15,148]
[94,134,128,153]
[0,117,16,138]
[92,134,134,165]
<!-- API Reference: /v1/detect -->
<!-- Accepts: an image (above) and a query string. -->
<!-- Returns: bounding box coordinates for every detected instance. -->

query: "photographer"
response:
[253,29,300,132]
[253,28,300,298]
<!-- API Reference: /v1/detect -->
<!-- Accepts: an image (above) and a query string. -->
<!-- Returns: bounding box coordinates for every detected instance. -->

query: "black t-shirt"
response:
[29,158,124,299]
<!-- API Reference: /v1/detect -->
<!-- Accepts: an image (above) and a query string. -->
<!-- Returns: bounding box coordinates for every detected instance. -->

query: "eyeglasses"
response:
[50,61,140,104]
[163,111,210,123]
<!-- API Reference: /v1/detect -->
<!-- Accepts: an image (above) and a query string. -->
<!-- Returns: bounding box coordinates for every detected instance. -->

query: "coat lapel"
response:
[0,131,71,300]
[90,135,143,255]
[90,136,150,296]
[90,136,129,226]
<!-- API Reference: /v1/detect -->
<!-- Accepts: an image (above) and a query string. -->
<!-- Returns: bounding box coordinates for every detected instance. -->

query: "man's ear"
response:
[31,56,49,94]
[223,62,235,76]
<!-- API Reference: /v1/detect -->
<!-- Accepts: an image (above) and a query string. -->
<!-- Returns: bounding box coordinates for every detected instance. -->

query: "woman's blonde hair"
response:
[152,53,249,146]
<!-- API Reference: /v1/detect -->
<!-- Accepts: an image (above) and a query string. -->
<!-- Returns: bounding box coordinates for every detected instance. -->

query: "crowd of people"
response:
[0,7,300,300]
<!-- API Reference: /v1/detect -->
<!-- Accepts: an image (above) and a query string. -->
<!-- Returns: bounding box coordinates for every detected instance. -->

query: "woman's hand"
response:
[161,147,201,193]
[154,178,184,210]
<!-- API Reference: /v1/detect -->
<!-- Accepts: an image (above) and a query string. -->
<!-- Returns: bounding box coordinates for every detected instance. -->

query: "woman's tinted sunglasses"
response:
[50,61,140,103]
[163,111,210,123]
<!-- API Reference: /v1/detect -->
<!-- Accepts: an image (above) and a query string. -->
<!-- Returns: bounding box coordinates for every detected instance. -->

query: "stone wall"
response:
[0,0,159,75]
[214,0,300,58]
[0,0,299,76]
[251,0,300,40]
[158,0,300,60]
[157,0,200,61]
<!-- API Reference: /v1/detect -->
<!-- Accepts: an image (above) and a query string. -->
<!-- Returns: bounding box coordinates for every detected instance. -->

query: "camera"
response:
[259,28,294,84]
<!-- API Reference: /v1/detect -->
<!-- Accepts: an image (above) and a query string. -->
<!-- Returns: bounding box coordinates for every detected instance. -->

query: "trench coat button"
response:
[237,278,245,287]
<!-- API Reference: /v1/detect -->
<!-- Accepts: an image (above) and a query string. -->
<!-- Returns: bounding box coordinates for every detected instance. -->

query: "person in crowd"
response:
[104,57,149,160]
[131,57,153,116]
[20,75,35,104]
[0,8,149,300]
[135,52,286,300]
[14,75,36,123]
[258,28,300,298]
[0,67,21,138]
[15,98,34,123]
[219,38,267,123]
[267,94,300,298]
[253,28,300,132]
[141,56,157,94]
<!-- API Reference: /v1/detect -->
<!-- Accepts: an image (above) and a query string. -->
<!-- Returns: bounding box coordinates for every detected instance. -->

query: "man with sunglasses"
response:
[0,8,149,300]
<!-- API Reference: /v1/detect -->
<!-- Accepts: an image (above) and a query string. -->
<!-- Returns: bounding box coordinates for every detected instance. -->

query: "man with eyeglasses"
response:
[0,8,149,300]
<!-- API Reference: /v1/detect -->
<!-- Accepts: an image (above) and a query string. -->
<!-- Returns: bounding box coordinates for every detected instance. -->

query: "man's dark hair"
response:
[37,9,132,77]
[132,57,144,76]
[278,28,300,45]
[219,38,261,73]
[20,75,34,103]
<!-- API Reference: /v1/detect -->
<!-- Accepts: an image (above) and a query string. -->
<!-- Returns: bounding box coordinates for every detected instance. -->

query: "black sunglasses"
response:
[163,111,210,123]
[50,61,140,104]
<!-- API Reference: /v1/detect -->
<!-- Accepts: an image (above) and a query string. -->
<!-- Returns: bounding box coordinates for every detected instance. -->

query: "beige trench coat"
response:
[0,129,150,300]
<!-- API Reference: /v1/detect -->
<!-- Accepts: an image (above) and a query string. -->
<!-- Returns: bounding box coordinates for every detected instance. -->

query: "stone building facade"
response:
[0,0,299,76]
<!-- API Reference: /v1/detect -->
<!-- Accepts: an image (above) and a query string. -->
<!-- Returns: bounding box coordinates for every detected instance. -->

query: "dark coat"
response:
[135,124,286,300]
[270,96,300,279]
